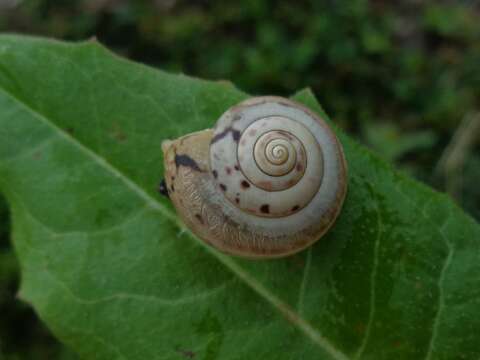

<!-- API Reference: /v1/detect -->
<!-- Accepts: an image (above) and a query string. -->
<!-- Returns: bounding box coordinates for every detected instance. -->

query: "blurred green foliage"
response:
[0,196,59,359]
[0,0,479,358]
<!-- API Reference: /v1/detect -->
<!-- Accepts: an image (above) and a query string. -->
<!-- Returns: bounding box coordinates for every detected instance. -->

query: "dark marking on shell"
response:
[212,170,218,178]
[292,205,300,212]
[225,166,232,175]
[234,165,240,171]
[175,154,202,172]
[241,180,250,189]
[232,129,241,142]
[278,99,298,109]
[235,197,240,204]
[219,184,227,192]
[194,214,204,225]
[211,127,241,144]
[158,179,170,198]
[296,163,303,172]
[258,181,273,190]
[170,184,175,192]
[260,204,270,214]
[233,114,242,122]
[286,179,296,187]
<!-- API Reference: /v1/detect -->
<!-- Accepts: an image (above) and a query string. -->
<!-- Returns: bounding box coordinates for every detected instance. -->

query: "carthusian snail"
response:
[161,96,347,259]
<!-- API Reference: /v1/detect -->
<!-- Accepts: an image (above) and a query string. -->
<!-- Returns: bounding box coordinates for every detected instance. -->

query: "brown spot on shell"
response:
[232,130,241,142]
[257,181,273,190]
[277,99,298,109]
[225,166,232,175]
[234,165,240,171]
[194,214,204,225]
[175,154,202,172]
[296,163,303,172]
[283,132,294,140]
[291,205,300,212]
[219,184,227,191]
[211,127,241,144]
[260,204,270,214]
[241,180,250,189]
[235,197,240,204]
[286,179,296,187]
[212,170,218,178]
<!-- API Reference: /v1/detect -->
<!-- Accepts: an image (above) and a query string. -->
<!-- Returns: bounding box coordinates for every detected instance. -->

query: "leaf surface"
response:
[0,35,479,360]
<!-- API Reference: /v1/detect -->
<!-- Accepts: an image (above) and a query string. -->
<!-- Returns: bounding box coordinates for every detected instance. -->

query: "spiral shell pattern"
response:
[209,97,339,220]
[163,96,347,258]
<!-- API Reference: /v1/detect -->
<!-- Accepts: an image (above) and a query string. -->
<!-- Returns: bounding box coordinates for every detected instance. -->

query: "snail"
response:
[161,96,347,259]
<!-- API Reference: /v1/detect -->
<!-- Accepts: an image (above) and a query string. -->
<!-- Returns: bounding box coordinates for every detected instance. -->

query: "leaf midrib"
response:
[0,85,349,360]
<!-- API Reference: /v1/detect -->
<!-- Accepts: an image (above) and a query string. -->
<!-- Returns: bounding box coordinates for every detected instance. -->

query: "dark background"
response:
[0,0,479,358]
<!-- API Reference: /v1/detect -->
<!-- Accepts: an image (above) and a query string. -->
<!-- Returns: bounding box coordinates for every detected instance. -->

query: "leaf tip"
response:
[292,87,317,103]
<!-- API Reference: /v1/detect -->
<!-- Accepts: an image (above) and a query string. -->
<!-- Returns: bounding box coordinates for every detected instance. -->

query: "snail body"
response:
[162,96,347,258]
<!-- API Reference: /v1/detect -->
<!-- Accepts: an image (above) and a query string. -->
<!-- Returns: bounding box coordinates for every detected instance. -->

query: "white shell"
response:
[209,97,339,222]
[162,96,347,258]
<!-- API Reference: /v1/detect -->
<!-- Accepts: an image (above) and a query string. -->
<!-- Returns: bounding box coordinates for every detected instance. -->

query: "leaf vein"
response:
[354,194,382,359]
[424,213,454,360]
[297,247,313,316]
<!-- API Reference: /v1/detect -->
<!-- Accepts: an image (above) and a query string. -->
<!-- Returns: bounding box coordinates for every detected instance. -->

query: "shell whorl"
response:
[163,96,347,258]
[209,97,328,219]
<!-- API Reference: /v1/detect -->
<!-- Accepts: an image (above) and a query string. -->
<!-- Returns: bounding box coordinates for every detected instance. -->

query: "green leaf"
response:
[0,35,479,360]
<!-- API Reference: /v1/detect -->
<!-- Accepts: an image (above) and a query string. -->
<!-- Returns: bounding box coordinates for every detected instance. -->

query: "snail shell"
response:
[162,96,347,258]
